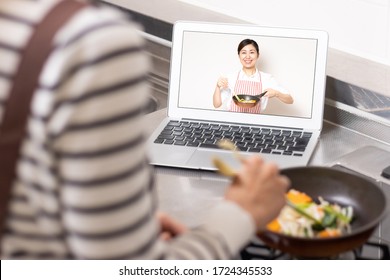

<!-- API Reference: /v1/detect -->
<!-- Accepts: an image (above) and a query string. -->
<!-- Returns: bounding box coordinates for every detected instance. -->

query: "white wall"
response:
[180,0,390,67]
[104,0,390,96]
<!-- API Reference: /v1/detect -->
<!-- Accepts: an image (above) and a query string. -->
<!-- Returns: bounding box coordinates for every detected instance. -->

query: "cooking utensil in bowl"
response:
[233,93,243,102]
[233,91,267,108]
[257,166,387,258]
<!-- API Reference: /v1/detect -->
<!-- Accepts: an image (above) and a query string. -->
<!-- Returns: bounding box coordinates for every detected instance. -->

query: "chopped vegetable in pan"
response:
[267,189,354,238]
[239,99,256,104]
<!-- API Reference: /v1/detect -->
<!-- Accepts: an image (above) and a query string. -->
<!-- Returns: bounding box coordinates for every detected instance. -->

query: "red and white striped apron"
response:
[230,71,263,113]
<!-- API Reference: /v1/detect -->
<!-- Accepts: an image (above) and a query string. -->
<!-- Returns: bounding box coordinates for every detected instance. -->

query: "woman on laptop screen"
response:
[213,39,293,113]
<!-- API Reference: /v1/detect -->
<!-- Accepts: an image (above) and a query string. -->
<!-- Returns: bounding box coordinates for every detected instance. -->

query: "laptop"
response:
[147,21,328,171]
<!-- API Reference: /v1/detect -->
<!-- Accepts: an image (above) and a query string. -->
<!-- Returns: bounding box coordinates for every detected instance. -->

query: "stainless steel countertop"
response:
[143,108,390,230]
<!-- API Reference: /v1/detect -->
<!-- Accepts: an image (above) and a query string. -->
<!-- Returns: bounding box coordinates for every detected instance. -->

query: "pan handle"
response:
[257,91,267,98]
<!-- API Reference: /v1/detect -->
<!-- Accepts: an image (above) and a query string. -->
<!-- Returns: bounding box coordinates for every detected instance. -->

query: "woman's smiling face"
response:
[239,44,259,69]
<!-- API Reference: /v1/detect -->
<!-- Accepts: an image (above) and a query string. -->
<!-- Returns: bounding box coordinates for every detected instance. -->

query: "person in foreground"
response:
[0,0,289,259]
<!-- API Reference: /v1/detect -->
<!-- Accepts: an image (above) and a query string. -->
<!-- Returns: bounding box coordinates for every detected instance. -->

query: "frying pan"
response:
[233,91,267,108]
[257,166,387,258]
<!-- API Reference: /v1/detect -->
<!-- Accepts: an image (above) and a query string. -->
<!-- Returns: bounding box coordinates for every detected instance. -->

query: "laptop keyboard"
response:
[154,120,312,156]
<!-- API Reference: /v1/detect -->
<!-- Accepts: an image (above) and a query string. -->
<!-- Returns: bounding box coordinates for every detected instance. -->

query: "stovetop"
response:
[240,237,390,260]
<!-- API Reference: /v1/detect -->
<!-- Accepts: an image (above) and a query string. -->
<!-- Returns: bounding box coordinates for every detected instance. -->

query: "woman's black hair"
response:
[237,39,259,54]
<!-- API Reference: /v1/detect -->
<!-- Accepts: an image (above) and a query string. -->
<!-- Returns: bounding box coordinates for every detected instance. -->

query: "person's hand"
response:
[264,88,294,104]
[263,88,279,98]
[217,77,228,89]
[224,156,290,230]
[156,212,188,241]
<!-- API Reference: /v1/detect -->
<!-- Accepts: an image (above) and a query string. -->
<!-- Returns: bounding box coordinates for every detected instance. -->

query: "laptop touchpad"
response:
[186,149,243,171]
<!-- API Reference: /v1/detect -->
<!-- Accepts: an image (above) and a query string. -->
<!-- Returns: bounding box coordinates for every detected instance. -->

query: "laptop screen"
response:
[168,22,328,130]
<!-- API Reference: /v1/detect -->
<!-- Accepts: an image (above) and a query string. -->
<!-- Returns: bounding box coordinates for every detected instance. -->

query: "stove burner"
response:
[240,242,284,260]
[353,241,390,260]
[240,239,390,260]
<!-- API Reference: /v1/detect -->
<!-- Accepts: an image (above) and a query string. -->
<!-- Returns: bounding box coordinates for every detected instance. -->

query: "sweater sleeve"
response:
[160,201,255,259]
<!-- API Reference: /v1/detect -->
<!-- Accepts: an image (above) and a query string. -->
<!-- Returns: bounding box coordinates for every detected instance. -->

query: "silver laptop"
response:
[147,21,328,171]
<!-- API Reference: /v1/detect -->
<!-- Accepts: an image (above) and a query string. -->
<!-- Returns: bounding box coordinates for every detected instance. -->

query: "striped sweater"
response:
[0,0,254,259]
